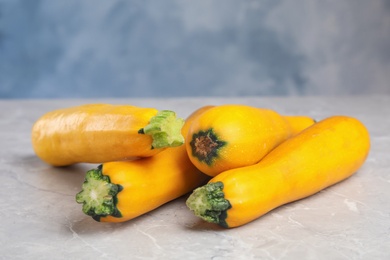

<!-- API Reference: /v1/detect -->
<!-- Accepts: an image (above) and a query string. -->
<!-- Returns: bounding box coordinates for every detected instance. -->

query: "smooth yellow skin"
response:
[100,106,212,223]
[186,104,315,177]
[283,115,316,136]
[211,115,370,228]
[31,104,162,166]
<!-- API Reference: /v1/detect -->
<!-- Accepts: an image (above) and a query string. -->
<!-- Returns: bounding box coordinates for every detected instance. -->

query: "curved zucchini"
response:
[75,106,212,222]
[186,116,370,228]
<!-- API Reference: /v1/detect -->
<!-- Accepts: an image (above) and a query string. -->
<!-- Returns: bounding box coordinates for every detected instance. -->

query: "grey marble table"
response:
[1,96,389,260]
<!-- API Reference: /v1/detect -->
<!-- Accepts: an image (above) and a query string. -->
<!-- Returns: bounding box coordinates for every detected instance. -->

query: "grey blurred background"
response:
[0,0,389,98]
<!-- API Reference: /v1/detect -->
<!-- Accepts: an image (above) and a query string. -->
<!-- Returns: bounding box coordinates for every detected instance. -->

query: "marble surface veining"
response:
[0,96,389,259]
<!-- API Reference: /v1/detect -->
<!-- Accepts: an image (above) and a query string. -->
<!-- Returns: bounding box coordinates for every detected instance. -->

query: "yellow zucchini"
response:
[31,104,185,166]
[186,115,370,228]
[75,106,212,222]
[186,104,315,176]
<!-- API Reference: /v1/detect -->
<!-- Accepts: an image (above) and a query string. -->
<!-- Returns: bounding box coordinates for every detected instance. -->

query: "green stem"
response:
[138,110,185,149]
[186,181,231,228]
[75,165,122,221]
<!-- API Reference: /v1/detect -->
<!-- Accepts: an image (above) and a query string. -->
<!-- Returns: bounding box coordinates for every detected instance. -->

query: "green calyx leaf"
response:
[75,165,122,221]
[138,110,185,149]
[186,181,231,227]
